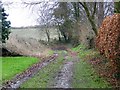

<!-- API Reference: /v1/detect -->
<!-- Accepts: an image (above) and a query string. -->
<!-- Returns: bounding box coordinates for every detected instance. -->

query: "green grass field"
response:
[1,57,39,83]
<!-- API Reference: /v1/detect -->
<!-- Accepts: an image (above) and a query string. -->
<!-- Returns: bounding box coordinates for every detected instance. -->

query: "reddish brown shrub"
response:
[96,14,120,84]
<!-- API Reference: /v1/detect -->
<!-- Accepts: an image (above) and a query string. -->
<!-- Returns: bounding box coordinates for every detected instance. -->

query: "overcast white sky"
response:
[2,0,114,27]
[2,0,40,27]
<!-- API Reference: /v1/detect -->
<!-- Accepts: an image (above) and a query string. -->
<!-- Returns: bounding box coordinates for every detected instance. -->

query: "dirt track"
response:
[53,61,73,88]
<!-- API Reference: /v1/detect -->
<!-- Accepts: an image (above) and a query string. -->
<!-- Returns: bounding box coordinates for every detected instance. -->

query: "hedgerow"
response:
[96,14,120,86]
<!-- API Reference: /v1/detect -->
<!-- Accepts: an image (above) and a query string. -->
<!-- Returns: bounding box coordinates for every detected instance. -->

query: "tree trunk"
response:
[87,15,98,35]
[72,2,80,21]
[98,2,104,28]
[79,2,98,36]
[45,28,50,42]
[57,28,61,41]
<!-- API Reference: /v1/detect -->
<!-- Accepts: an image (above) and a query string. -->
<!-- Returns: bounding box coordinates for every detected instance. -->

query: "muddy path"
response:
[52,61,73,88]
[2,46,79,89]
[50,48,79,88]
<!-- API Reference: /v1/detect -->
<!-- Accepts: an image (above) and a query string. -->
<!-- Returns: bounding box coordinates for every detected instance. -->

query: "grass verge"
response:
[1,56,39,83]
[72,45,111,88]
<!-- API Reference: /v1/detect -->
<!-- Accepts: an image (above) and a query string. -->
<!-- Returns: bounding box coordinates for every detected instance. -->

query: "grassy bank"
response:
[72,45,111,88]
[2,57,39,83]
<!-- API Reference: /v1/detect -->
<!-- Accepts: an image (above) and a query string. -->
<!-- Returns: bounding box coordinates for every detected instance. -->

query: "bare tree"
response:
[79,2,98,35]
[22,1,58,42]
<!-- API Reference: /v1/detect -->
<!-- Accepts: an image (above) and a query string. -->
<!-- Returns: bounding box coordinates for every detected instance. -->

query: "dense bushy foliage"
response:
[96,14,120,82]
[0,7,11,43]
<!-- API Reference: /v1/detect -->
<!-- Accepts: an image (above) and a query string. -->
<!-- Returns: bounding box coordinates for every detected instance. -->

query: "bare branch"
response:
[92,2,97,18]
[22,2,42,5]
[79,2,85,9]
